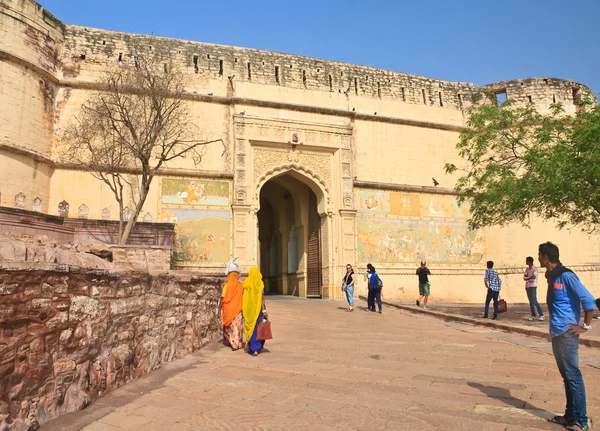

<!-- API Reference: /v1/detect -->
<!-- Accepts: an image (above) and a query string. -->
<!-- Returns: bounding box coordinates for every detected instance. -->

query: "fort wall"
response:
[1,1,598,303]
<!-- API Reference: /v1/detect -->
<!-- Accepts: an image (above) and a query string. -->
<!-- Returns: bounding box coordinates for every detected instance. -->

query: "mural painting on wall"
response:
[160,178,231,266]
[357,189,470,219]
[163,208,231,265]
[355,189,390,214]
[420,195,469,219]
[161,178,229,206]
[357,218,484,264]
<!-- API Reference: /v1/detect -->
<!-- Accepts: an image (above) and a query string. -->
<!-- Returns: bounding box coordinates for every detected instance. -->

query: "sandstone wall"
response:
[0,263,222,431]
[0,0,64,211]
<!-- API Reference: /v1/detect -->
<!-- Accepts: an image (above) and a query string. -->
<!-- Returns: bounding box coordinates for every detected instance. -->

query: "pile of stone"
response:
[0,233,114,271]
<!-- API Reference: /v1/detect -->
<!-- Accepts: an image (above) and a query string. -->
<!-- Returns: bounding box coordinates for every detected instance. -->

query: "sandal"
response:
[566,423,588,431]
[251,351,258,357]
[547,415,573,426]
[345,308,353,312]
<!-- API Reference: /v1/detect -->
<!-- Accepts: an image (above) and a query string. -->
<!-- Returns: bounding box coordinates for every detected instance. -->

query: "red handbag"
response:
[498,299,508,314]
[257,320,273,341]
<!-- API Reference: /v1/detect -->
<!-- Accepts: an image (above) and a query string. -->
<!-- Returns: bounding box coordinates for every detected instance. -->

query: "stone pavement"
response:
[41,297,600,431]
[379,300,600,348]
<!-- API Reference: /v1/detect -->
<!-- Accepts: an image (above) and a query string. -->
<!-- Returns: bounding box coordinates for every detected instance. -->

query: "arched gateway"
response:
[231,116,356,298]
[258,170,325,297]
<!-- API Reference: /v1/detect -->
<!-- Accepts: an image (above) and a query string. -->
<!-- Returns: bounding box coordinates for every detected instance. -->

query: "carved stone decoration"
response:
[254,149,331,197]
[78,204,89,219]
[343,194,353,209]
[123,206,132,221]
[14,192,25,209]
[143,213,153,222]
[32,197,42,212]
[58,200,69,218]
[235,189,246,204]
[102,208,110,220]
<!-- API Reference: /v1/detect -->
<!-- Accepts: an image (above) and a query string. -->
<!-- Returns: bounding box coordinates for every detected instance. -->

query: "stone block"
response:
[110,297,143,316]
[69,296,99,322]
[0,236,26,261]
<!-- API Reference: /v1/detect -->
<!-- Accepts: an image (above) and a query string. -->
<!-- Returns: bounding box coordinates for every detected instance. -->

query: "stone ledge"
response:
[358,295,600,349]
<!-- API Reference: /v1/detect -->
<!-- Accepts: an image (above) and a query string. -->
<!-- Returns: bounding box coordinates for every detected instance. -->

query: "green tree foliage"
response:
[445,98,600,231]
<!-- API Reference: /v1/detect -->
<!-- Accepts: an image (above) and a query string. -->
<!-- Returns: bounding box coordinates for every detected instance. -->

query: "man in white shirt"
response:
[524,256,544,321]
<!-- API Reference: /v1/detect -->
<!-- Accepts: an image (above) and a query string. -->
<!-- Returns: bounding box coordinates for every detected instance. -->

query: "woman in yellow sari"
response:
[242,267,268,356]
[221,258,244,351]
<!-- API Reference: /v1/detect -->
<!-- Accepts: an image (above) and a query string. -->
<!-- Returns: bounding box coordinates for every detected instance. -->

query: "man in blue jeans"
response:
[540,242,595,431]
[483,260,501,320]
[524,256,544,321]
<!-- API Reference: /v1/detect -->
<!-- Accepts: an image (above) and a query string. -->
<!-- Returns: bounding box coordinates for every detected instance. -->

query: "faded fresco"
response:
[420,195,469,219]
[357,218,484,264]
[162,178,229,207]
[162,208,230,265]
[355,189,389,214]
[357,188,469,219]
[389,192,421,217]
[160,177,231,266]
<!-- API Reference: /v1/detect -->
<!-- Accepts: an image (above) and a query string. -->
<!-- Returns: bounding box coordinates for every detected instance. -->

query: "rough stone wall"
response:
[0,263,222,431]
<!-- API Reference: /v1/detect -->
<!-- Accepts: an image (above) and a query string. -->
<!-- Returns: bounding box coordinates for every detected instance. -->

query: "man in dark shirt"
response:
[416,261,431,308]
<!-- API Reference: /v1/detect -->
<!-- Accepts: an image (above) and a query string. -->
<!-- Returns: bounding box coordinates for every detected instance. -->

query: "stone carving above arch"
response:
[255,164,330,204]
[102,208,110,220]
[143,213,153,222]
[58,200,69,218]
[32,197,42,212]
[78,204,89,219]
[253,149,331,192]
[123,206,132,221]
[14,193,25,209]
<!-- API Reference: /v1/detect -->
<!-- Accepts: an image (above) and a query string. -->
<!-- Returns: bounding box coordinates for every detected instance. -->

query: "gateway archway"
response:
[257,172,325,298]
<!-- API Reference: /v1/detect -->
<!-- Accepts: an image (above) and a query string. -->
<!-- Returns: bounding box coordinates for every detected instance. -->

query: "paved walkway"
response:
[41,297,600,431]
[379,301,600,348]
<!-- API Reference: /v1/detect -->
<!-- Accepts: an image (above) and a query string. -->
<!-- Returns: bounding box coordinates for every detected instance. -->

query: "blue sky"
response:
[41,0,599,95]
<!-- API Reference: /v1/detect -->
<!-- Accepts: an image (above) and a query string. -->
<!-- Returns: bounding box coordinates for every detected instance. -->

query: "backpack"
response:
[372,273,383,289]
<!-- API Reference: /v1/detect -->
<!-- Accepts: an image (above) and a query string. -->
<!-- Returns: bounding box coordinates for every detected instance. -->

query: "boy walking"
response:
[483,260,501,320]
[524,256,544,321]
[416,261,431,308]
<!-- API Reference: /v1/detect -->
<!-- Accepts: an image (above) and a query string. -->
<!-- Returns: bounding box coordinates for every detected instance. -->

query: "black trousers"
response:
[367,288,382,311]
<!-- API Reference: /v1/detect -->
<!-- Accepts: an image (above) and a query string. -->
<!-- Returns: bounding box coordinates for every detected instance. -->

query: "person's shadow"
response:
[467,382,554,421]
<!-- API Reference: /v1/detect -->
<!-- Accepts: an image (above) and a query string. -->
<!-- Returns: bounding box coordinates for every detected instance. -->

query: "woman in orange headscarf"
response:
[221,258,244,351]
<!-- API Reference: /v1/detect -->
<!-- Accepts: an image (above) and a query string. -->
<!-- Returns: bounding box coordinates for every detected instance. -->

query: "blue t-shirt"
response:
[549,271,595,338]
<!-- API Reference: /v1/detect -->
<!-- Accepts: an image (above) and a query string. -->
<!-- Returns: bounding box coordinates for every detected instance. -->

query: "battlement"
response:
[62,25,479,110]
[481,78,596,113]
[61,25,596,113]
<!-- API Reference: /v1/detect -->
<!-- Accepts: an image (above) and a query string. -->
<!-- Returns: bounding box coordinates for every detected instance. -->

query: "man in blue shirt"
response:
[540,242,594,431]
[482,260,501,320]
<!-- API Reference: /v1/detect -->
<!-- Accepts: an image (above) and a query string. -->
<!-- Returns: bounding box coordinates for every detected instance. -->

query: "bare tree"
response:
[63,52,222,244]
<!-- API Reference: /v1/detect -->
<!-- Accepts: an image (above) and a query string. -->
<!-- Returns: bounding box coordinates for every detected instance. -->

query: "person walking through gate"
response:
[540,242,594,431]
[416,261,431,309]
[524,256,544,321]
[343,264,356,312]
[482,260,501,320]
[366,263,382,314]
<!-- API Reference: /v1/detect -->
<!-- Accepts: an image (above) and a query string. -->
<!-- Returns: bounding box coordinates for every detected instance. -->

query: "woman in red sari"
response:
[221,258,244,350]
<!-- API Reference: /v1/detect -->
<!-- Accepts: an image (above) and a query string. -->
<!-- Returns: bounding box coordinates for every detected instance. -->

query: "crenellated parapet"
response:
[479,78,596,113]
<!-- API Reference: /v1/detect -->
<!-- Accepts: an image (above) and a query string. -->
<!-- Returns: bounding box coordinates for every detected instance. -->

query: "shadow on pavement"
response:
[467,382,553,419]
